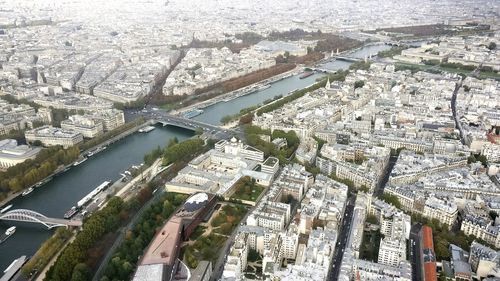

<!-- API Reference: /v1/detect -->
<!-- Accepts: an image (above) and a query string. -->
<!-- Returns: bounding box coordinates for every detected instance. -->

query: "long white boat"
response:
[0,204,12,214]
[77,181,111,208]
[0,255,29,280]
[138,126,156,133]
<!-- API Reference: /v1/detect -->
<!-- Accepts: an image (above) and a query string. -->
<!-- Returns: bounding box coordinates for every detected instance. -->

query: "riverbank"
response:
[34,235,76,281]
[27,158,168,280]
[173,66,301,116]
[220,77,325,128]
[0,119,150,211]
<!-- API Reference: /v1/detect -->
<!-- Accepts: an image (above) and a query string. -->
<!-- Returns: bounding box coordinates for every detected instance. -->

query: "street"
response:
[373,155,399,198]
[328,195,355,280]
[409,223,423,281]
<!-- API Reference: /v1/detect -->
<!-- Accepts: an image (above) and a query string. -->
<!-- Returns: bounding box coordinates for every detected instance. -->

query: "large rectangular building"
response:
[61,115,104,138]
[25,126,83,148]
[132,193,216,281]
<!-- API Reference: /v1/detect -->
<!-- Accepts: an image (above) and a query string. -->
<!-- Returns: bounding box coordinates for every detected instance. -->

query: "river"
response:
[320,43,392,71]
[193,73,323,125]
[0,42,391,272]
[193,43,393,125]
[0,126,193,271]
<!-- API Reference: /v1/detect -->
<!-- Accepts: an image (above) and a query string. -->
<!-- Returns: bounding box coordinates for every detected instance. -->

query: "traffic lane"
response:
[329,203,354,280]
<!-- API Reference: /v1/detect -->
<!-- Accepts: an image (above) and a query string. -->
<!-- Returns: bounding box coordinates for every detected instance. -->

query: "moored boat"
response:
[0,226,16,244]
[73,157,88,166]
[299,71,314,79]
[21,187,34,197]
[35,177,53,187]
[64,206,79,219]
[0,255,29,280]
[182,109,204,119]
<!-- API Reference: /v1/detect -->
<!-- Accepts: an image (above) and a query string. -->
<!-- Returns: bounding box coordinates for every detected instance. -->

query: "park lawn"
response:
[183,204,248,268]
[231,181,265,202]
[212,204,247,235]
[183,233,227,269]
[189,225,207,241]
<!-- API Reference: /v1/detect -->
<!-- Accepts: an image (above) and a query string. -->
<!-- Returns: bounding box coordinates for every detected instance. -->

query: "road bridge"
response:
[307,67,335,73]
[333,56,364,62]
[140,110,244,139]
[153,114,229,133]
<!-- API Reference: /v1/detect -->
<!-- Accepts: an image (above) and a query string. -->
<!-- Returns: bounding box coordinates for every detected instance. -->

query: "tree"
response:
[70,263,91,281]
[477,155,488,167]
[194,127,204,135]
[382,193,402,209]
[488,42,497,50]
[220,115,233,124]
[163,138,204,165]
[435,237,450,259]
[467,154,476,164]
[354,80,365,89]
[163,200,174,217]
[248,249,261,262]
[167,137,178,148]
[144,145,163,166]
[50,108,70,127]
[490,211,498,225]
[239,113,253,125]
[312,136,326,151]
[358,185,370,193]
[44,198,124,281]
[366,214,378,225]
[349,61,371,71]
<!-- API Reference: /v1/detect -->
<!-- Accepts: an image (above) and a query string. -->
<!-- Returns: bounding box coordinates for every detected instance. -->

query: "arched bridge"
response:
[332,55,364,62]
[0,209,83,229]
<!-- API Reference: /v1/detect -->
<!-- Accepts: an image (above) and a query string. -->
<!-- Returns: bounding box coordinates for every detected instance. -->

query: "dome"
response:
[183,193,209,212]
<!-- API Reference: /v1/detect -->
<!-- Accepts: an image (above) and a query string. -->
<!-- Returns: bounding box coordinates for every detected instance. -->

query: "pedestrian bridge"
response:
[0,209,83,229]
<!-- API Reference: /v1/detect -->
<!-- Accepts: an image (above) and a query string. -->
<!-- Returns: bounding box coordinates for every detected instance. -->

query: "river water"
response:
[194,43,392,125]
[193,73,322,125]
[0,126,193,271]
[0,43,390,272]
[320,43,392,71]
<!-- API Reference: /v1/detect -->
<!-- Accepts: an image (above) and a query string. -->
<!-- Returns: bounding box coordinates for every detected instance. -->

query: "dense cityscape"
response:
[0,0,499,281]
